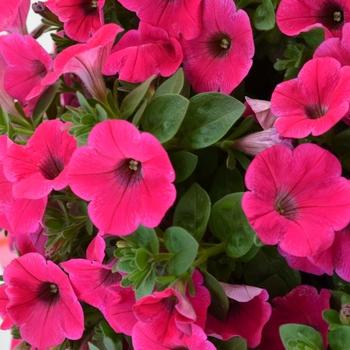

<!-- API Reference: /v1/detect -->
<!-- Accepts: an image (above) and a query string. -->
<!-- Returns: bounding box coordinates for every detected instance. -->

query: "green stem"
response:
[192,243,225,267]
[12,127,34,136]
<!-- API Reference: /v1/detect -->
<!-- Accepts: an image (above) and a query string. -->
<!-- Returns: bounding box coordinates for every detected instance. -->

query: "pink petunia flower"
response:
[61,234,137,335]
[242,143,350,257]
[0,33,52,105]
[42,23,123,102]
[45,0,105,42]
[0,136,47,234]
[116,0,203,40]
[276,0,350,39]
[3,120,77,200]
[0,0,29,35]
[102,21,183,83]
[132,323,216,350]
[132,287,197,343]
[180,0,254,94]
[271,57,350,138]
[205,284,271,348]
[244,96,277,129]
[3,252,84,349]
[281,224,350,282]
[67,119,176,235]
[0,284,13,330]
[259,285,330,350]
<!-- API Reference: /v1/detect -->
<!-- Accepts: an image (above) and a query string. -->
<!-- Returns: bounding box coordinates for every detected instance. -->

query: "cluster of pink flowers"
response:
[1,0,350,349]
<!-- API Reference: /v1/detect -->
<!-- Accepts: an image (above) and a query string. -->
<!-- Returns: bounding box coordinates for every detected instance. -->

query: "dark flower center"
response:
[115,158,143,187]
[274,191,298,220]
[39,155,65,180]
[161,294,178,313]
[318,1,344,31]
[208,32,232,58]
[99,268,122,287]
[81,0,98,15]
[171,347,189,350]
[36,282,60,304]
[304,103,329,119]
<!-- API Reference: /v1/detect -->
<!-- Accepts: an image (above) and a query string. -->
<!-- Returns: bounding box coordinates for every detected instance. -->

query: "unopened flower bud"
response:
[340,303,350,325]
[233,127,293,157]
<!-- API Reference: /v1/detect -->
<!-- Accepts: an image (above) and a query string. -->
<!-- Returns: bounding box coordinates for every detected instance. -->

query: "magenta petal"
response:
[86,233,106,262]
[0,0,30,34]
[103,22,183,83]
[259,285,330,350]
[0,284,13,330]
[117,0,203,40]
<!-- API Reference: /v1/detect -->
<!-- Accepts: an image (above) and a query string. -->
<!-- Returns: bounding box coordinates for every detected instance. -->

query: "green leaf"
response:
[154,68,184,97]
[209,165,244,203]
[209,193,255,258]
[328,326,350,350]
[179,93,245,149]
[323,309,341,325]
[77,91,95,114]
[300,28,325,50]
[280,324,325,350]
[253,0,275,31]
[173,183,211,242]
[88,343,100,350]
[164,227,199,276]
[134,225,159,254]
[120,75,154,119]
[243,246,301,298]
[32,81,60,127]
[170,151,198,183]
[202,270,229,321]
[135,248,149,271]
[135,267,156,300]
[141,94,189,143]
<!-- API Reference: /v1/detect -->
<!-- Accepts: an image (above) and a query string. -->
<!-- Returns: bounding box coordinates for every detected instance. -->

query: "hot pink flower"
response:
[3,120,77,200]
[102,21,183,83]
[205,284,271,348]
[0,33,52,104]
[242,143,350,257]
[0,0,29,35]
[3,253,84,349]
[132,287,197,343]
[180,0,254,94]
[0,136,47,234]
[117,0,203,40]
[0,284,13,330]
[271,57,350,138]
[61,235,138,335]
[276,0,350,38]
[42,23,123,102]
[45,0,105,42]
[245,96,277,129]
[259,285,330,350]
[67,119,176,235]
[132,323,216,350]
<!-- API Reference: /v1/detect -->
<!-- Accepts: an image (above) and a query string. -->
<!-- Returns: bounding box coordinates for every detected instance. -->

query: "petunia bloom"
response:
[0,136,47,234]
[276,0,350,39]
[205,283,271,348]
[67,119,176,235]
[0,33,52,105]
[271,57,350,138]
[3,252,84,348]
[259,285,330,350]
[180,0,254,94]
[45,0,105,42]
[3,120,77,200]
[102,21,183,83]
[42,23,123,102]
[242,143,350,257]
[116,0,203,40]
